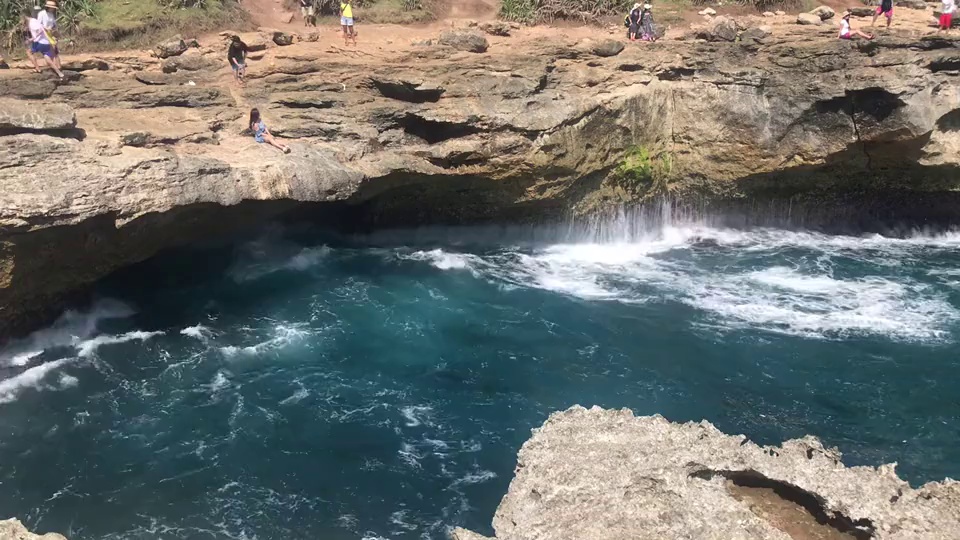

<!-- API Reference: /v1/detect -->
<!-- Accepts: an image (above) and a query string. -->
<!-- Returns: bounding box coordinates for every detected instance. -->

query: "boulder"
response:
[303,32,320,42]
[271,30,295,46]
[741,25,772,42]
[810,5,835,20]
[699,7,717,15]
[0,519,66,540]
[797,13,823,25]
[762,11,775,17]
[161,55,217,74]
[155,35,188,59]
[0,99,76,131]
[591,39,625,57]
[701,15,738,41]
[775,10,786,15]
[849,6,875,16]
[479,21,511,36]
[896,0,928,8]
[61,58,108,71]
[438,30,489,53]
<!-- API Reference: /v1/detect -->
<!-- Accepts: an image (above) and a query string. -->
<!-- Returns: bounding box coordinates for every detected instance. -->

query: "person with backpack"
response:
[37,1,62,71]
[627,3,642,41]
[299,0,316,27]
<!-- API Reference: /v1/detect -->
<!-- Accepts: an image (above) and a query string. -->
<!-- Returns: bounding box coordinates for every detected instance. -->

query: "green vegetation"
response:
[499,0,631,24]
[690,0,800,12]
[610,146,673,195]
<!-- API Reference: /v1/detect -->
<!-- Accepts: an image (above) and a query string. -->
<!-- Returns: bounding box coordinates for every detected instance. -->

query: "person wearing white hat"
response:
[838,11,874,40]
[628,3,642,41]
[37,1,62,70]
[640,4,657,42]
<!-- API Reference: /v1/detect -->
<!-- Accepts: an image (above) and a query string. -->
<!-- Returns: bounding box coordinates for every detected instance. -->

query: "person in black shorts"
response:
[227,36,248,86]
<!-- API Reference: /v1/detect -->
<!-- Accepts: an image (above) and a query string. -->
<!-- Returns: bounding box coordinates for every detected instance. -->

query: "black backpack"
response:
[624,13,630,27]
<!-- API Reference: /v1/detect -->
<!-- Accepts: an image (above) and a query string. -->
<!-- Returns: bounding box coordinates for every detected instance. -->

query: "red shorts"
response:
[940,13,953,28]
[876,5,893,17]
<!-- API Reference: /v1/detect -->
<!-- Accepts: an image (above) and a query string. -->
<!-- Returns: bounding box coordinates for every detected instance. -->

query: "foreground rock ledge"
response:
[453,406,960,540]
[0,519,65,540]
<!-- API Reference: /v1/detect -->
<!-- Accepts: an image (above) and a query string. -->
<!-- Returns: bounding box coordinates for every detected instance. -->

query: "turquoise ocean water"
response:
[1,211,959,539]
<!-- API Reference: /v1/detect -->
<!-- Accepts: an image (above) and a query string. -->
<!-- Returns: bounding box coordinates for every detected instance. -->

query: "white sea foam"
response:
[228,229,331,282]
[417,225,960,343]
[180,325,212,340]
[219,323,311,359]
[404,249,484,271]
[398,442,423,469]
[0,299,135,367]
[0,358,72,404]
[450,469,497,487]
[76,330,164,358]
[400,405,433,427]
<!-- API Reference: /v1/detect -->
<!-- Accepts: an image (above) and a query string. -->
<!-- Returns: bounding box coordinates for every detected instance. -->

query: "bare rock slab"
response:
[0,518,66,540]
[456,406,960,540]
[439,30,489,53]
[0,99,76,131]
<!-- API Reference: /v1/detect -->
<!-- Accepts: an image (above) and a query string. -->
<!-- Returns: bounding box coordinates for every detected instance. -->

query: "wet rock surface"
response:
[452,406,960,540]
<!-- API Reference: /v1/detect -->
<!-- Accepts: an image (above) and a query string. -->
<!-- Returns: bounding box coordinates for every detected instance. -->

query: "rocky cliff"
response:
[453,406,960,540]
[0,518,65,540]
[0,23,957,337]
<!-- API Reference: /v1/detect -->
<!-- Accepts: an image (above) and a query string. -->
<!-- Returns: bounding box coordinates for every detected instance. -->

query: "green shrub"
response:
[690,0,800,12]
[500,0,630,24]
[611,146,673,194]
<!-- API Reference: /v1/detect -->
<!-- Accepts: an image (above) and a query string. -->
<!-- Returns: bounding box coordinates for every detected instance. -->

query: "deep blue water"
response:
[2,217,960,539]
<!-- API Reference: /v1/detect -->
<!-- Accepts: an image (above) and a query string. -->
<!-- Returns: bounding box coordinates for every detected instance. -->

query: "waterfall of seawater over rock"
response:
[2,202,960,539]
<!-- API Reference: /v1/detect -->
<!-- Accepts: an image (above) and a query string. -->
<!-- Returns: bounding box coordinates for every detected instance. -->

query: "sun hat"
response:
[633,3,641,9]
[44,1,57,9]
[644,3,652,8]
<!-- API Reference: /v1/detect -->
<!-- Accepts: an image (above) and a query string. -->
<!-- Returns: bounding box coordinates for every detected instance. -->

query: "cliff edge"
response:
[0,519,65,540]
[0,20,958,337]
[453,406,960,540]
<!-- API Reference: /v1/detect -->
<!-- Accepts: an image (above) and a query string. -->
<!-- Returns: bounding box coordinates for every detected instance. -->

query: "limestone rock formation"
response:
[0,99,76,131]
[810,5,836,20]
[850,6,876,17]
[797,13,822,25]
[0,29,957,337]
[438,29,489,53]
[479,21,511,37]
[590,39,625,57]
[154,35,188,58]
[896,0,928,9]
[0,519,66,540]
[453,406,960,540]
[699,16,739,41]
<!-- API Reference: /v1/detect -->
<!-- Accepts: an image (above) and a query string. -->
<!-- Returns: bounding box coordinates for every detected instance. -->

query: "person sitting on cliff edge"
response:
[249,108,290,154]
[839,12,874,40]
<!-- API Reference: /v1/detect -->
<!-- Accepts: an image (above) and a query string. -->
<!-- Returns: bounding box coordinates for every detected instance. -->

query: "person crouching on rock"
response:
[228,36,248,86]
[839,12,874,40]
[27,7,64,79]
[628,3,642,41]
[249,109,290,154]
[341,0,358,46]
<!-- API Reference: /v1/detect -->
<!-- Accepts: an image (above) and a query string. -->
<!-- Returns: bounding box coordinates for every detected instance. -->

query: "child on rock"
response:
[249,108,290,154]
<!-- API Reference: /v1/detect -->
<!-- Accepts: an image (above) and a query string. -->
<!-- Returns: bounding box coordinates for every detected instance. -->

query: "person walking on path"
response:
[872,0,894,28]
[249,109,290,154]
[340,0,357,46]
[22,9,41,73]
[228,36,248,86]
[299,0,315,27]
[839,11,874,40]
[627,3,642,41]
[940,0,956,32]
[28,7,64,79]
[37,1,62,71]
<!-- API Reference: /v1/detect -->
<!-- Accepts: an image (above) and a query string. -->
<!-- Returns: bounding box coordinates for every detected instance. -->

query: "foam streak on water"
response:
[2,211,960,540]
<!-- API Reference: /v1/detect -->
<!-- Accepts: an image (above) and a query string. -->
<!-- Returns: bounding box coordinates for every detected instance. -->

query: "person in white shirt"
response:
[940,0,956,32]
[37,1,62,70]
[838,11,874,40]
[27,7,64,79]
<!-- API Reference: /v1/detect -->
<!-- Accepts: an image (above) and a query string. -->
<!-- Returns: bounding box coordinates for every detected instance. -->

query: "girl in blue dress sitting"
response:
[249,108,290,153]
